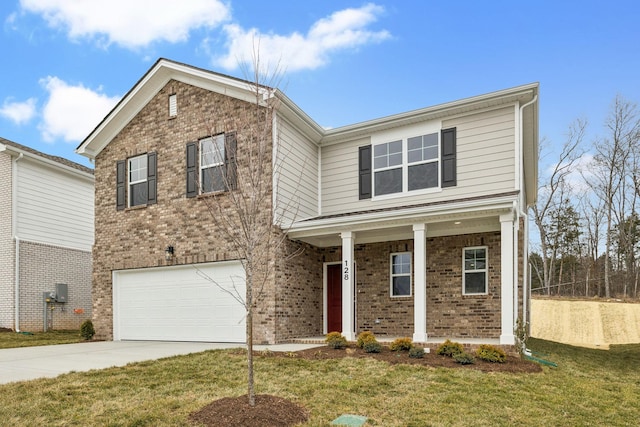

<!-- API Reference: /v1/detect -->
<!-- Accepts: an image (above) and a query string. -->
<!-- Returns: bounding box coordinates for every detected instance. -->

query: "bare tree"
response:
[193,54,303,406]
[531,119,586,294]
[588,96,640,297]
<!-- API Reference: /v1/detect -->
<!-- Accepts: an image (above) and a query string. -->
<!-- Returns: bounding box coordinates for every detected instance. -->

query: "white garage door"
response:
[113,261,246,342]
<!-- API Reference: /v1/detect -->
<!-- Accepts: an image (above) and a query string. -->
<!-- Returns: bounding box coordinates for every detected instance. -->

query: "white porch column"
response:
[500,213,515,345]
[340,231,355,341]
[412,224,427,342]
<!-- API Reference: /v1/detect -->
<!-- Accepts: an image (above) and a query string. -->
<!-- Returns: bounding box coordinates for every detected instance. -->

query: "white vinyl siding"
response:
[320,106,516,216]
[15,158,94,251]
[274,115,319,225]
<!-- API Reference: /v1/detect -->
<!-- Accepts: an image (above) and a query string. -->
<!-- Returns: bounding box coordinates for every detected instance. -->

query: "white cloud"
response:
[39,76,119,142]
[0,97,37,125]
[215,3,390,72]
[19,0,230,48]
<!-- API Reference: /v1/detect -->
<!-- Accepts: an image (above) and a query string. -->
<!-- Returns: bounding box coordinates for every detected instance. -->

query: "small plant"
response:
[436,339,464,357]
[363,341,382,353]
[79,319,95,341]
[325,332,347,349]
[476,344,507,363]
[356,331,378,348]
[389,337,413,352]
[453,351,475,365]
[408,345,425,359]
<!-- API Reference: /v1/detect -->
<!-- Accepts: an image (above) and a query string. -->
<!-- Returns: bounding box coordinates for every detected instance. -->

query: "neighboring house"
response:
[77,58,538,347]
[0,138,94,332]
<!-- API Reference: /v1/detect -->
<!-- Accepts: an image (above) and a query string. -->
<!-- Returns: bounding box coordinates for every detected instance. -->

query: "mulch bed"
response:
[0,328,13,333]
[189,344,542,426]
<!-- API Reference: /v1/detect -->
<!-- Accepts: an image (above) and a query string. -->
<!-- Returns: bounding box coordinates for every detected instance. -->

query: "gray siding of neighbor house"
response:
[320,105,517,216]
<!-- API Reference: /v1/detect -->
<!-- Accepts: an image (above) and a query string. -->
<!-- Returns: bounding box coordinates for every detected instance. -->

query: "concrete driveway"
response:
[0,341,321,385]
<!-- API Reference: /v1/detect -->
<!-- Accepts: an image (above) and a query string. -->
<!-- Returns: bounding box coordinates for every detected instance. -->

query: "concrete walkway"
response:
[0,341,322,385]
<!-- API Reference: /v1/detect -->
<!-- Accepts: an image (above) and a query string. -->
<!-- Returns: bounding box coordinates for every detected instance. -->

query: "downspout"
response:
[12,152,23,332]
[519,94,538,354]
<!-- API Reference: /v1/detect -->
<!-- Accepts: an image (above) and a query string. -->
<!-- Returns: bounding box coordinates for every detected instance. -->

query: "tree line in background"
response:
[530,95,640,299]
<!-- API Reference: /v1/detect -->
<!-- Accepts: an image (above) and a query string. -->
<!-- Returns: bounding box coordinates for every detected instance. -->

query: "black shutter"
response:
[225,132,237,191]
[441,127,457,188]
[116,160,126,210]
[358,145,372,199]
[186,142,198,198]
[147,152,157,204]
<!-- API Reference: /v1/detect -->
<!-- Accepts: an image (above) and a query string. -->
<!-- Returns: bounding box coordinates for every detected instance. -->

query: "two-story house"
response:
[77,59,538,347]
[0,138,94,332]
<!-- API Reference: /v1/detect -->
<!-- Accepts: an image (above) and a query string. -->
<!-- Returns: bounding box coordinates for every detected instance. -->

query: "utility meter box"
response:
[55,283,68,303]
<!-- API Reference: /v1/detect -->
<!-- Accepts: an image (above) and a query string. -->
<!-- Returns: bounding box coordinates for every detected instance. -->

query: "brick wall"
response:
[0,153,14,329]
[92,79,278,342]
[18,241,92,331]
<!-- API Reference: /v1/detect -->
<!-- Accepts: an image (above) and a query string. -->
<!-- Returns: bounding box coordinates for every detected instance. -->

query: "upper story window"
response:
[359,127,456,200]
[116,152,157,211]
[128,155,148,207]
[463,246,488,295]
[186,132,237,198]
[200,135,226,193]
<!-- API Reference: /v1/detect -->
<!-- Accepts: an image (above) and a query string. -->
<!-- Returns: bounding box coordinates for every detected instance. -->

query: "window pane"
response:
[392,253,411,274]
[389,152,402,167]
[129,156,147,183]
[408,162,438,190]
[374,168,402,195]
[202,165,226,193]
[407,136,422,151]
[201,136,225,167]
[465,272,486,294]
[130,182,147,206]
[374,143,388,157]
[393,276,411,296]
[389,140,402,155]
[424,133,438,148]
[407,148,422,163]
[423,145,438,160]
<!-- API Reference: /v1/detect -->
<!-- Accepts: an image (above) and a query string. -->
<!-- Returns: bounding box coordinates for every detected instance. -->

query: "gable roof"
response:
[0,136,93,178]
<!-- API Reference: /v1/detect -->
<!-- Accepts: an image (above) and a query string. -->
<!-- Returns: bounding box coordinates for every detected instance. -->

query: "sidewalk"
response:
[0,341,321,385]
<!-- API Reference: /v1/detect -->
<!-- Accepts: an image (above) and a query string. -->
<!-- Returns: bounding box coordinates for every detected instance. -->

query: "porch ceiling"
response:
[288,207,510,248]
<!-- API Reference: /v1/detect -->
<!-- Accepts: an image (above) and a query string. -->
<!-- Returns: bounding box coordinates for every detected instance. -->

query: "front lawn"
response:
[0,330,84,349]
[0,338,638,426]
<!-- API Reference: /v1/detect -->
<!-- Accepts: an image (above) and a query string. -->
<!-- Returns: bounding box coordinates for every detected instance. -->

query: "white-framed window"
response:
[390,252,412,297]
[200,134,226,193]
[463,246,488,295]
[128,154,148,207]
[373,132,440,197]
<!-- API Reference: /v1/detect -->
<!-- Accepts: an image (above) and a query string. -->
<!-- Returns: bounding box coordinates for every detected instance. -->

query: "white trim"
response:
[499,213,515,345]
[412,224,427,342]
[462,246,489,296]
[340,231,355,340]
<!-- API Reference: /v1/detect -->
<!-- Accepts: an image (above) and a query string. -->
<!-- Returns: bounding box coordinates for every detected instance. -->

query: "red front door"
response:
[327,264,342,333]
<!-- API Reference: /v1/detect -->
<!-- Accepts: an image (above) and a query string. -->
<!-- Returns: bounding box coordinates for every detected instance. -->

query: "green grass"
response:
[1,339,639,426]
[0,330,84,349]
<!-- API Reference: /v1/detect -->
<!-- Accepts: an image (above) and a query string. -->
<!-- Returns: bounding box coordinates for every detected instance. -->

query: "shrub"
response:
[408,346,425,359]
[476,344,507,363]
[356,331,378,348]
[325,332,347,349]
[80,319,95,341]
[389,337,413,352]
[453,351,475,365]
[363,341,382,353]
[436,339,464,357]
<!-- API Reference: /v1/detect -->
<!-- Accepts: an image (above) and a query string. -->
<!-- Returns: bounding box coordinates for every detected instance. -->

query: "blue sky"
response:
[1,1,639,170]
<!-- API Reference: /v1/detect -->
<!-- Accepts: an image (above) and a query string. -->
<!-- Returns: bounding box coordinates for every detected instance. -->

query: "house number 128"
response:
[344,260,349,281]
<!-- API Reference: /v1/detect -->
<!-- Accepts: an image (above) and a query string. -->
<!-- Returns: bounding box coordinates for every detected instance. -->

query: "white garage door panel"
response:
[113,261,246,342]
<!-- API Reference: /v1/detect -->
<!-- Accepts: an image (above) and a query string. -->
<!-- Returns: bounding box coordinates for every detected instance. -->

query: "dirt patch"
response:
[0,328,13,333]
[190,344,541,426]
[189,394,308,427]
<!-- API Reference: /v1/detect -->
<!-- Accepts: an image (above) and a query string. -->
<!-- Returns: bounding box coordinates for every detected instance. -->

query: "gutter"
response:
[12,153,23,332]
[518,94,537,354]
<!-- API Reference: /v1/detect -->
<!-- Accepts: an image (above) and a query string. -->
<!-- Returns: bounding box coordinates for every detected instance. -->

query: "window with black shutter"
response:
[186,132,237,197]
[115,152,157,209]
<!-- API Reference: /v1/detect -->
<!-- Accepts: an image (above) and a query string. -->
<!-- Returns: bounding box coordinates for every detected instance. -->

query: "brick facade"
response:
[17,241,92,331]
[92,79,280,341]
